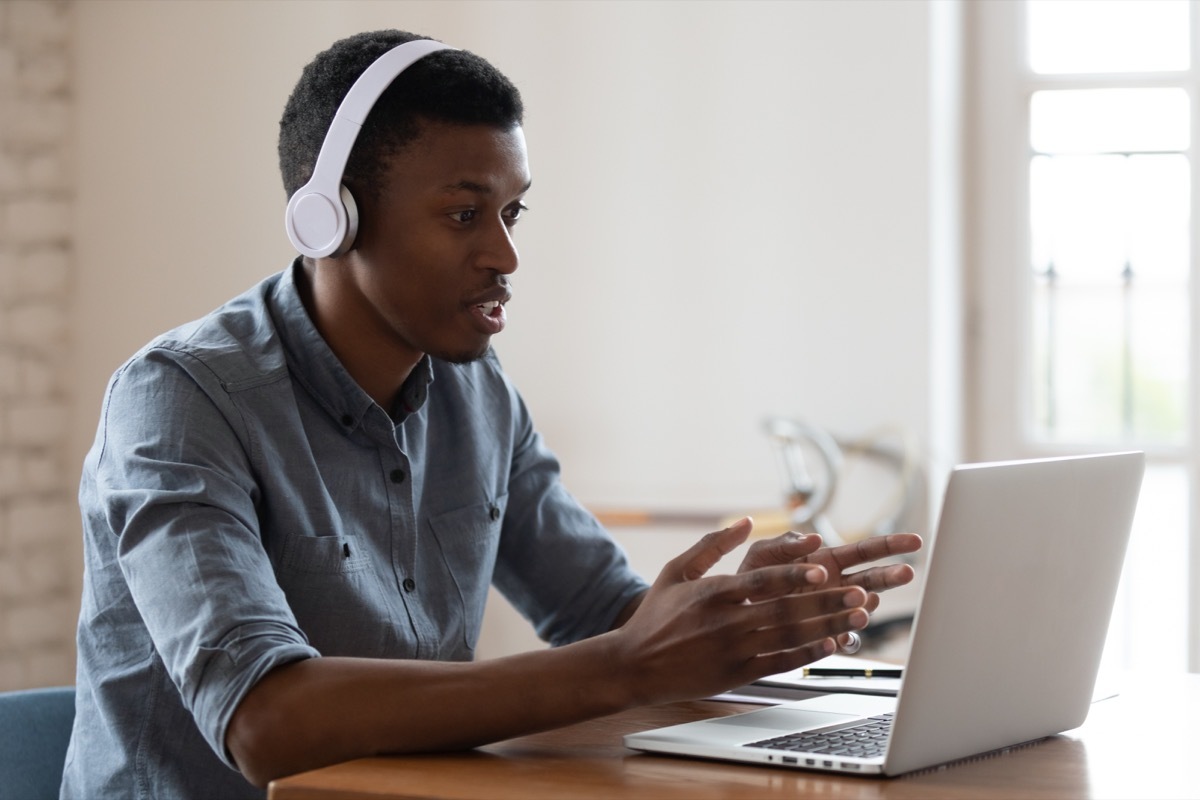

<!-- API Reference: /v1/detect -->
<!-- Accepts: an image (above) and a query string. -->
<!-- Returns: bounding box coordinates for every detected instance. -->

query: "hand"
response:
[736,524,923,650]
[607,518,874,706]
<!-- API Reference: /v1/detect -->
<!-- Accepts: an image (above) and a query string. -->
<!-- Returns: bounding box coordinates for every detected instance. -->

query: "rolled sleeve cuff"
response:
[187,621,321,771]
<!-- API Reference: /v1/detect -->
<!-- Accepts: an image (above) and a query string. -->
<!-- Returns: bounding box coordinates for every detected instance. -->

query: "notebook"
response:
[625,451,1144,776]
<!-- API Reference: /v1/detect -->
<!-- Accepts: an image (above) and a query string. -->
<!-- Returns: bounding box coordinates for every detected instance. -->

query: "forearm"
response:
[227,632,634,788]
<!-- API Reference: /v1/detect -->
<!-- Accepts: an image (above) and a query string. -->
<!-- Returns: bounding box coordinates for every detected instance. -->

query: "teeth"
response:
[479,301,499,312]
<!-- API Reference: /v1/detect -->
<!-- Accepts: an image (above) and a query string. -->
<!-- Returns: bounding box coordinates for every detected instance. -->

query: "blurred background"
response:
[0,0,1194,689]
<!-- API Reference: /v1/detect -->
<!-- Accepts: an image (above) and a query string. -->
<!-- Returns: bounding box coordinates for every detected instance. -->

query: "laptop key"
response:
[747,712,895,758]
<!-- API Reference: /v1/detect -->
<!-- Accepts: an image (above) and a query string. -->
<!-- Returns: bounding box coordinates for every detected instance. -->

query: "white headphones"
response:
[284,39,456,259]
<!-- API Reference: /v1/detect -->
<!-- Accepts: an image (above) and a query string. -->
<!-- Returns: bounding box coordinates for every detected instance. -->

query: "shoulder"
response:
[119,273,290,394]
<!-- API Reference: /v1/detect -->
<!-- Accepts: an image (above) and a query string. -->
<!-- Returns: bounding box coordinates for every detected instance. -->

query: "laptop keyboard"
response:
[746,713,894,759]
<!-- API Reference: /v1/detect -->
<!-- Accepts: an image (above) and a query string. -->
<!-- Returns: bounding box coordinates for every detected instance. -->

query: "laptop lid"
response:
[624,452,1144,776]
[882,451,1143,774]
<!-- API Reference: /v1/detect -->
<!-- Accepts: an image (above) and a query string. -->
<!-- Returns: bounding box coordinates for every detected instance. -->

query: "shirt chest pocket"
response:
[428,494,507,652]
[275,532,395,657]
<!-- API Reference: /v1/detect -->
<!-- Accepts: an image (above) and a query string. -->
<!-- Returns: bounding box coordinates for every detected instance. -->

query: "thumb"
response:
[660,517,754,585]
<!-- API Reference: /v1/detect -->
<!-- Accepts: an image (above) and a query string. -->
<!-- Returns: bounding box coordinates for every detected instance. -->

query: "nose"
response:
[477,216,519,275]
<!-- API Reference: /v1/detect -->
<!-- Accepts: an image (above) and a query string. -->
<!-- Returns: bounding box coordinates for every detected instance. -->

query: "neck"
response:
[296,260,422,409]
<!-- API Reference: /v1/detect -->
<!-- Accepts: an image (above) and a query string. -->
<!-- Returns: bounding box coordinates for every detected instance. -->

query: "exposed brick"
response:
[27,646,74,687]
[8,1,70,50]
[19,353,58,396]
[22,450,61,493]
[0,350,18,395]
[16,246,70,296]
[22,150,70,192]
[0,247,15,296]
[0,0,74,691]
[8,300,67,344]
[5,497,70,548]
[23,548,67,595]
[0,452,19,495]
[6,95,69,147]
[6,398,66,447]
[0,557,23,599]
[18,50,68,96]
[0,151,21,193]
[0,45,16,95]
[4,196,70,243]
[7,597,73,647]
[0,652,26,692]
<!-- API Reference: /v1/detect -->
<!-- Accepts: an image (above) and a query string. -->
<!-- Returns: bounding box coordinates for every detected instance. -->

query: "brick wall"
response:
[0,0,77,691]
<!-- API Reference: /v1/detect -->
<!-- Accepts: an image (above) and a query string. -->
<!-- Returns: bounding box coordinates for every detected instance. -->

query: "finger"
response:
[731,586,868,639]
[660,517,754,584]
[738,531,822,573]
[703,562,830,604]
[824,533,923,573]
[842,562,917,594]
[744,638,838,680]
[740,604,870,664]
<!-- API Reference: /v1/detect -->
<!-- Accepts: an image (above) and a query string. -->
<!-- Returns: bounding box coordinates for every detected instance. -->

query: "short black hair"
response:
[278,30,524,202]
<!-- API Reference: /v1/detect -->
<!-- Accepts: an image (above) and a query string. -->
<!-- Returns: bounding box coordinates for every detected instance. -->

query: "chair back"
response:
[0,686,76,800]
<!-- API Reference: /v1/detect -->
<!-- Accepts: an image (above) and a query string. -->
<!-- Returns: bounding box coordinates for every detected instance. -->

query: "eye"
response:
[503,202,529,226]
[450,209,477,224]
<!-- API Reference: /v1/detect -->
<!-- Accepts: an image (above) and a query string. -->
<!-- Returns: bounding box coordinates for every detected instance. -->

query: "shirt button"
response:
[340,414,354,427]
[390,468,406,484]
[402,578,416,593]
[489,505,501,521]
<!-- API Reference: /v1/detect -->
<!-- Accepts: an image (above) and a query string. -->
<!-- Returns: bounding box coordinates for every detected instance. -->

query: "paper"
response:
[714,654,903,704]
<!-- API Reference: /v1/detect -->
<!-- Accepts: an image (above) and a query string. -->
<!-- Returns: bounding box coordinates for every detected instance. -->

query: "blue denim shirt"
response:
[62,262,648,799]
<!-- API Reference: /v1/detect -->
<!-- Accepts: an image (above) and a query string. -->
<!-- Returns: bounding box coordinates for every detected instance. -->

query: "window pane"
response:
[1030,154,1189,444]
[1031,89,1189,154]
[1031,154,1126,282]
[1031,154,1190,283]
[1028,0,1190,74]
[1126,155,1191,285]
[1032,283,1188,444]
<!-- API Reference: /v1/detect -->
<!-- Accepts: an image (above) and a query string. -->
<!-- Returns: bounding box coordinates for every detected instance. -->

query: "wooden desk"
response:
[269,673,1199,800]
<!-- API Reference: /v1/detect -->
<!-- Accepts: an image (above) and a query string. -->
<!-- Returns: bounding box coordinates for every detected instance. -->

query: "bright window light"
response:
[1028,0,1190,74]
[1031,89,1190,154]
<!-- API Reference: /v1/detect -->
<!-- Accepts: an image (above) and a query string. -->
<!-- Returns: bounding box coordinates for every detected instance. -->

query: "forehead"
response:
[381,121,530,196]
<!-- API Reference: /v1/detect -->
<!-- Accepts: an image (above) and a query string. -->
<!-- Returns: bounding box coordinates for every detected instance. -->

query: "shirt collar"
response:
[269,259,434,431]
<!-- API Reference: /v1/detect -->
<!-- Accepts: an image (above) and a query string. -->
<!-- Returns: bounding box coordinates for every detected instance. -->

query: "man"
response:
[63,30,921,798]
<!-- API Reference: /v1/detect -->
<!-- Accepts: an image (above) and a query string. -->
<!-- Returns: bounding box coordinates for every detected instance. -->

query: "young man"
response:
[63,30,921,798]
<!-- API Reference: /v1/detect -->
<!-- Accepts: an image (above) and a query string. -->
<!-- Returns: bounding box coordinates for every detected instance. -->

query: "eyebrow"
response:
[441,178,533,195]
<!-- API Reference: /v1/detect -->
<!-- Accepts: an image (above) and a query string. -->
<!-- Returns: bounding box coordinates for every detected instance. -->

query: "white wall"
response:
[72,0,962,650]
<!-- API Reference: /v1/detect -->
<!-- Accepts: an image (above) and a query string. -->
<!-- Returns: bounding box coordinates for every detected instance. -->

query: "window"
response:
[970,0,1197,673]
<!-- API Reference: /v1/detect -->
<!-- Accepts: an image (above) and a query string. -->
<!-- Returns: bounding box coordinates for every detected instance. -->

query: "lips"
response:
[466,287,511,335]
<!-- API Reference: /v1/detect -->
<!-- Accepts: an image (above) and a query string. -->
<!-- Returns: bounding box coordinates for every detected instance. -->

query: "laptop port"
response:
[782,756,798,764]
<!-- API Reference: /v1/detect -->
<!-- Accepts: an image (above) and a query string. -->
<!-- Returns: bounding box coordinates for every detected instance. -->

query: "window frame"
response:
[966,0,1200,672]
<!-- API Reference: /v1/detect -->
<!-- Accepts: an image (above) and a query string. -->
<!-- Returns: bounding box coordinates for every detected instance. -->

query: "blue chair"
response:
[0,686,75,800]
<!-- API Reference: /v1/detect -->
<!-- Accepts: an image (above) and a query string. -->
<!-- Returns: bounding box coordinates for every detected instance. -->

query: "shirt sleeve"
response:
[490,376,650,646]
[90,345,320,768]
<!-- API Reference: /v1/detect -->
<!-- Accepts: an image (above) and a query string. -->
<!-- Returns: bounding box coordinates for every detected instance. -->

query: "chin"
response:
[432,342,492,365]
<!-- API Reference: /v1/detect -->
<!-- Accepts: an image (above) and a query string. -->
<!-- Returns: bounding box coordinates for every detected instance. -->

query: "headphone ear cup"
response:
[332,184,359,257]
[284,182,360,258]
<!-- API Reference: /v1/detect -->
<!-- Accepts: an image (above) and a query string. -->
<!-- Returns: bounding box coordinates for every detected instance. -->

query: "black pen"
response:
[801,667,903,679]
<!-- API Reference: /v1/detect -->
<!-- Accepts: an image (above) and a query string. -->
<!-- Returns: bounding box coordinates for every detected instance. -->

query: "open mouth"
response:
[477,300,502,316]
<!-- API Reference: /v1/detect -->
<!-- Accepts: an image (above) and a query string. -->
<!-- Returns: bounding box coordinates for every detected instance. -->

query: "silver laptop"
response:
[625,452,1144,776]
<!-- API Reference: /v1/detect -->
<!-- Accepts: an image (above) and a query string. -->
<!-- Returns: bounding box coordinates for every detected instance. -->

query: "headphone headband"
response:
[285,39,456,258]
